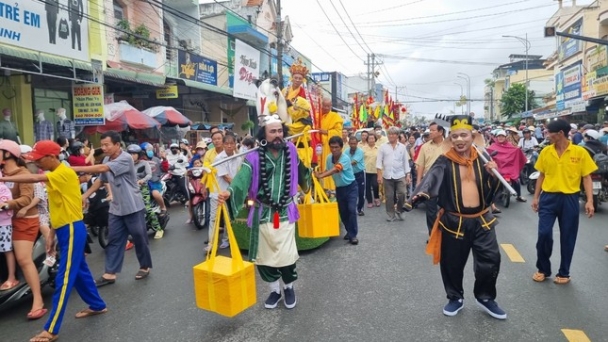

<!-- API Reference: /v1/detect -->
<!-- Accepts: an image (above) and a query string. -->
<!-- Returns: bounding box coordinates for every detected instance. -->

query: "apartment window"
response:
[113,0,124,23]
[164,20,173,61]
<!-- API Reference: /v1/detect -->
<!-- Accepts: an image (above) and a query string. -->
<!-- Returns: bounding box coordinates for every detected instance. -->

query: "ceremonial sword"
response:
[472,144,518,196]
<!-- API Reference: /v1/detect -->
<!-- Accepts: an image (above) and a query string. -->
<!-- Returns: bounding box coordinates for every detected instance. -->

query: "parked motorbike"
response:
[527,171,540,195]
[0,234,57,312]
[161,172,188,207]
[188,167,208,230]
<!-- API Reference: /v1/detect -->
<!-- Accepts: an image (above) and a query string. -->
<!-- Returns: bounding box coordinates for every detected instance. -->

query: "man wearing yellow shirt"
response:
[531,119,597,285]
[415,122,446,235]
[0,141,107,342]
[319,98,344,189]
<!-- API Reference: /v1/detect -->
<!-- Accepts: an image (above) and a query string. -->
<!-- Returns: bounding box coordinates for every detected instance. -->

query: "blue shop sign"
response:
[178,50,218,86]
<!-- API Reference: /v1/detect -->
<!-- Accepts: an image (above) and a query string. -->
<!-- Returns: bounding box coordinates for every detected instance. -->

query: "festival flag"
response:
[359,104,368,123]
[352,95,360,129]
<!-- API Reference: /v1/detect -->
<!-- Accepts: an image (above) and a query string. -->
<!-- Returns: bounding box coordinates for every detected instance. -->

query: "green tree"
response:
[500,83,536,119]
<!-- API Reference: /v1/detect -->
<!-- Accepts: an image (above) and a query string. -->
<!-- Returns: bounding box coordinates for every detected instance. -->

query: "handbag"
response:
[58,18,69,39]
[193,202,256,317]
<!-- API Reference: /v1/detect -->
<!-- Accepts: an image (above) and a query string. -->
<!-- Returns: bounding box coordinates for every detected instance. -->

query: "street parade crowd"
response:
[1,61,608,341]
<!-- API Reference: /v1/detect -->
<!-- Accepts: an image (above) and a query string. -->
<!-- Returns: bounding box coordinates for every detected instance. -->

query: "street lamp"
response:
[503,34,531,113]
[453,82,464,114]
[457,72,471,114]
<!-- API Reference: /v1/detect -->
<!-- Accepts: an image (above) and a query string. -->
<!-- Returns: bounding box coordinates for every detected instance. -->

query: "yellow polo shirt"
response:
[46,163,83,229]
[415,139,445,177]
[535,142,597,194]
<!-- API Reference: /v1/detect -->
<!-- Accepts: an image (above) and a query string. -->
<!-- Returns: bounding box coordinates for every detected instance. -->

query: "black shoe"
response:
[349,238,359,245]
[264,291,282,309]
[284,287,296,309]
[358,211,365,216]
[343,235,350,240]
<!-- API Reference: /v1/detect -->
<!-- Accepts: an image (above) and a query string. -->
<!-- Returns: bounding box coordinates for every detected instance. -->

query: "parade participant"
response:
[531,119,596,285]
[319,98,344,189]
[282,58,313,141]
[208,133,242,252]
[0,140,106,342]
[217,115,311,310]
[127,144,163,239]
[404,115,506,320]
[0,140,45,319]
[487,130,527,203]
[415,122,446,235]
[346,136,365,216]
[359,131,369,148]
[76,131,152,286]
[363,134,380,207]
[376,127,411,222]
[315,136,359,244]
[374,124,388,146]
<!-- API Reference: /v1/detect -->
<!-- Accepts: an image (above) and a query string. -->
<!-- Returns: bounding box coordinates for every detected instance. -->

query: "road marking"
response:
[562,329,591,342]
[500,244,525,263]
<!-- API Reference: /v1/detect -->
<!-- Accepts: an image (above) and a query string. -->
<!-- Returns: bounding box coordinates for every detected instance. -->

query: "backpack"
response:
[593,152,608,173]
[58,18,69,39]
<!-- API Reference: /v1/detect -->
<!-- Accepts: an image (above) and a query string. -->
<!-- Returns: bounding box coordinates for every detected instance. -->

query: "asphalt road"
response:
[1,191,608,342]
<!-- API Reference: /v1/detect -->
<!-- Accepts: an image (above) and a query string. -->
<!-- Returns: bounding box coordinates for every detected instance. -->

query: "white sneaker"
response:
[219,241,230,249]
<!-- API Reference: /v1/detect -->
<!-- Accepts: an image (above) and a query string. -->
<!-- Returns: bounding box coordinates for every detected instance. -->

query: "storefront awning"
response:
[169,78,233,96]
[0,45,91,70]
[104,68,166,87]
[228,25,268,47]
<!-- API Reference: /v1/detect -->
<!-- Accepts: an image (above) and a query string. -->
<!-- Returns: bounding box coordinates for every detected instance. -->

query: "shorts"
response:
[12,217,40,242]
[0,224,13,252]
[149,181,162,193]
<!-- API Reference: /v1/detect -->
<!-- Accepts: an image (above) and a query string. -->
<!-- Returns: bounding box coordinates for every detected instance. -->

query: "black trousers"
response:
[71,21,81,50]
[47,12,57,44]
[439,214,501,301]
[425,197,439,235]
[365,173,379,203]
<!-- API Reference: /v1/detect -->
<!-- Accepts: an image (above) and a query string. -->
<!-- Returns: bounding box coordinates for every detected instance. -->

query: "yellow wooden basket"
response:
[297,174,340,238]
[193,204,257,317]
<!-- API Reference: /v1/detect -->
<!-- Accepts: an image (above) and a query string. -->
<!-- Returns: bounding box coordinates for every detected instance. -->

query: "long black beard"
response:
[267,139,286,150]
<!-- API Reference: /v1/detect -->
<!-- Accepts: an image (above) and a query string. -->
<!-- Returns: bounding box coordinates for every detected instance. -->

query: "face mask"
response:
[146,150,154,158]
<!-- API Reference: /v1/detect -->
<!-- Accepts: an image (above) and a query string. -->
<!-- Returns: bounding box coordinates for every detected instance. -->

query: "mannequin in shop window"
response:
[56,108,75,139]
[0,108,20,143]
[34,110,54,142]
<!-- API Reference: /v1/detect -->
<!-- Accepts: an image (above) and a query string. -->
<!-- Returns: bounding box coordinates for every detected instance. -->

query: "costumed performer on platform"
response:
[217,114,312,311]
[404,115,507,320]
[282,59,314,166]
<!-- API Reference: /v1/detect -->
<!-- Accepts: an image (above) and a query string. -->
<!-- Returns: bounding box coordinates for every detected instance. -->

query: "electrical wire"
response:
[314,0,365,62]
[336,0,373,54]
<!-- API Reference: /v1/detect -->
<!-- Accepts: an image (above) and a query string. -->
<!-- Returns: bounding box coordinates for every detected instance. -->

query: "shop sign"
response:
[567,100,587,113]
[0,0,89,61]
[72,84,104,126]
[558,18,583,61]
[177,51,217,86]
[555,61,582,110]
[232,39,259,101]
[311,72,332,100]
[227,38,235,88]
[156,85,178,99]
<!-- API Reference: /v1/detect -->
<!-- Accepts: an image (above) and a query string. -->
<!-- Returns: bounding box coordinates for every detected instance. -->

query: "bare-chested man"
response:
[403,115,507,320]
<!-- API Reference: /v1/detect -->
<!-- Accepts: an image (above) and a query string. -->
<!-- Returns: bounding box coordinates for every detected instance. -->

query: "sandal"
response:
[29,331,58,342]
[532,271,546,282]
[0,280,20,291]
[554,275,571,285]
[95,276,115,287]
[75,307,108,319]
[492,208,502,214]
[135,269,150,280]
[27,308,48,320]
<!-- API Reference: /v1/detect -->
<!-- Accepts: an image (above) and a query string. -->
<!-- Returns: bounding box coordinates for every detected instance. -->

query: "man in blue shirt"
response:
[347,136,366,216]
[315,136,359,245]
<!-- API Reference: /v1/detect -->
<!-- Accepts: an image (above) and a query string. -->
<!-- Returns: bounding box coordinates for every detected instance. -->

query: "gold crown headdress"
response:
[434,114,473,131]
[289,58,309,77]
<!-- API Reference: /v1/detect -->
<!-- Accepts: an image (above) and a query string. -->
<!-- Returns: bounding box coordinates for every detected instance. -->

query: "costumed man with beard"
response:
[404,115,507,320]
[217,114,311,310]
[282,59,314,165]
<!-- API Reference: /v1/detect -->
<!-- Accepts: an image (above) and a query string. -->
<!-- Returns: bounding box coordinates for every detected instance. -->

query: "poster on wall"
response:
[233,39,260,101]
[0,0,89,61]
[177,50,218,86]
[227,38,235,88]
[72,84,105,126]
[558,18,583,62]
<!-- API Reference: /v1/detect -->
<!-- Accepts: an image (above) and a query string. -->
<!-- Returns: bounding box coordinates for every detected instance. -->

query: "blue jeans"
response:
[536,192,579,277]
[336,182,359,239]
[354,171,365,213]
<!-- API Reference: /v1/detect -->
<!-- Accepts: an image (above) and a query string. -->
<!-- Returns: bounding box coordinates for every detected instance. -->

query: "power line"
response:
[379,55,502,66]
[314,0,365,62]
[337,0,373,54]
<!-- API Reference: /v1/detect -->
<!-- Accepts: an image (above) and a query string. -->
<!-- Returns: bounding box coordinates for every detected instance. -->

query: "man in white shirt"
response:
[376,126,411,222]
[518,129,539,151]
[208,133,243,251]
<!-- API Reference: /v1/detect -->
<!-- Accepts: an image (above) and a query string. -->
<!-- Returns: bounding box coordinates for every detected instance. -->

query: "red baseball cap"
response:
[23,140,61,161]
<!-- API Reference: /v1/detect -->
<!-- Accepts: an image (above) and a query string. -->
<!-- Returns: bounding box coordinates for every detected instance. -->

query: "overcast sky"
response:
[279,0,594,119]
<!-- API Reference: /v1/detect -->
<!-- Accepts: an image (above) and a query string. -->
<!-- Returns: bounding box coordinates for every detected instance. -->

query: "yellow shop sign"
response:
[156,85,179,99]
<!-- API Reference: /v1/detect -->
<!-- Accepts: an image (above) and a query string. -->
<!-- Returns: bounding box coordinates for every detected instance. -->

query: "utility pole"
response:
[364,53,382,99]
[276,0,283,88]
